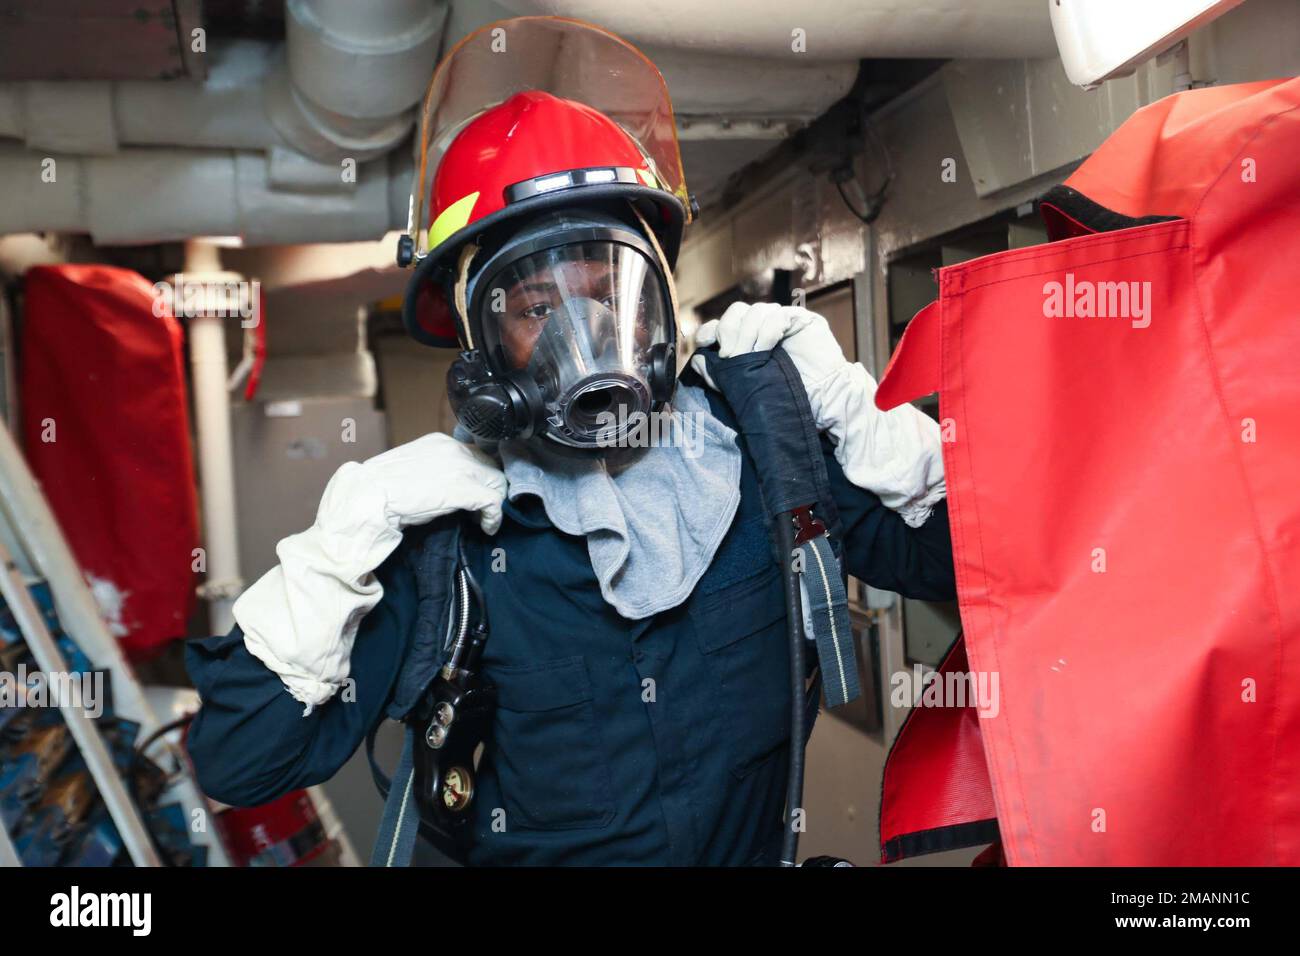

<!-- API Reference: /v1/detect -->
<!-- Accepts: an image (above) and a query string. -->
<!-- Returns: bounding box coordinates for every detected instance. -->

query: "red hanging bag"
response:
[877,78,1300,865]
[21,265,199,661]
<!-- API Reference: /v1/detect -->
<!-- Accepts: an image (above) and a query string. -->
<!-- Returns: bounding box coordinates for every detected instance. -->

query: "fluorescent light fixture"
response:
[1050,0,1246,88]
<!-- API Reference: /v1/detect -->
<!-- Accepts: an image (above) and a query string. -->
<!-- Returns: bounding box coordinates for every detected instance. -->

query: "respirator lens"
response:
[480,241,670,448]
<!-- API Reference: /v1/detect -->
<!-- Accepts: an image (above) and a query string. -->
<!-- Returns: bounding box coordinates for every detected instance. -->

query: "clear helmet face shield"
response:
[408,16,691,260]
[475,239,673,449]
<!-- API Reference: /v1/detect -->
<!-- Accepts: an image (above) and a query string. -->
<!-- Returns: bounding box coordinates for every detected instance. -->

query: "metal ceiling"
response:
[0,0,208,81]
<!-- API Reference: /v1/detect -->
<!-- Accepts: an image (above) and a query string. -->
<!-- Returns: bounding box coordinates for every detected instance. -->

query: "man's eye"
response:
[600,293,644,310]
[519,303,552,321]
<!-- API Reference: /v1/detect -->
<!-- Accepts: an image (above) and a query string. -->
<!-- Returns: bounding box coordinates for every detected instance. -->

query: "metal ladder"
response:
[0,418,230,867]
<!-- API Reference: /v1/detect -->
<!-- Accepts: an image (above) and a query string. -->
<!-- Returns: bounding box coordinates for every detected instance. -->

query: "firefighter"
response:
[185,17,955,866]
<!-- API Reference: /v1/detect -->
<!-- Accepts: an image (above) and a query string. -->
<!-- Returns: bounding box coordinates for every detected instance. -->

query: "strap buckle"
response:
[790,504,827,545]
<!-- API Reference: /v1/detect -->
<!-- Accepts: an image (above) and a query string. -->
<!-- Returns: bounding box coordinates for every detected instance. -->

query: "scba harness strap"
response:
[369,725,420,866]
[696,347,859,712]
[798,534,859,710]
[695,346,858,865]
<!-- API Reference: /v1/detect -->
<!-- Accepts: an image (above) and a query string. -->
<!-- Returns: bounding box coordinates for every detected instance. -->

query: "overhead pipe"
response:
[0,0,1060,244]
[0,1,441,244]
[497,0,1058,59]
[184,241,244,635]
[276,0,447,159]
[0,1,446,163]
[0,144,413,246]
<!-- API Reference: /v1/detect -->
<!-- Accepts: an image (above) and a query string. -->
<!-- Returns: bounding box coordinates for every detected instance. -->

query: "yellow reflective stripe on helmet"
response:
[636,167,657,188]
[427,192,480,250]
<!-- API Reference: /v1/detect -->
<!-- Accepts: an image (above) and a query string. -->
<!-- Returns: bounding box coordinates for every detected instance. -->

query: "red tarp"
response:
[876,78,1300,865]
[21,265,198,660]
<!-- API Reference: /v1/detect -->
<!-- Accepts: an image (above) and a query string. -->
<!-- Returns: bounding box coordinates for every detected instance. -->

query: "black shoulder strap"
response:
[692,346,844,544]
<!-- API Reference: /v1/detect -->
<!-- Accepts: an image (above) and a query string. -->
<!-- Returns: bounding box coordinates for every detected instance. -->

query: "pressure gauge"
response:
[442,766,473,812]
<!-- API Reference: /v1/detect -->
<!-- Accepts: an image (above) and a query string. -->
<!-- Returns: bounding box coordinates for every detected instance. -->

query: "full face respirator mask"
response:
[446,207,677,451]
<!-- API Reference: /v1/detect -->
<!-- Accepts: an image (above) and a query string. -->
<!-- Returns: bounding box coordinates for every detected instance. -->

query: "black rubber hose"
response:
[776,512,806,867]
[128,713,196,867]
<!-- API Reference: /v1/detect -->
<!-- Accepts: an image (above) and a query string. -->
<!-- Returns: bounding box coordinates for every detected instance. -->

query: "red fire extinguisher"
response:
[216,790,339,867]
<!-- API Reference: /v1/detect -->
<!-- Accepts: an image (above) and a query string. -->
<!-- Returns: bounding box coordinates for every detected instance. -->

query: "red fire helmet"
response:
[400,17,693,348]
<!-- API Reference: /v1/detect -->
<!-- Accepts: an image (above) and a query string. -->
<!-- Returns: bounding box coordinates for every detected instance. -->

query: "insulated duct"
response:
[0,1,442,244]
[497,0,1058,60]
[0,143,413,246]
[0,3,444,162]
[0,0,1060,245]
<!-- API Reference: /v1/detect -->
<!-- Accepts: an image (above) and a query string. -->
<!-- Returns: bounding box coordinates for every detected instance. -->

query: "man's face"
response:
[495,256,648,370]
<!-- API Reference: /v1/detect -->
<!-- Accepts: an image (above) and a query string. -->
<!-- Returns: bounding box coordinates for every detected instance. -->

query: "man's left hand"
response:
[690,301,946,528]
[691,301,846,426]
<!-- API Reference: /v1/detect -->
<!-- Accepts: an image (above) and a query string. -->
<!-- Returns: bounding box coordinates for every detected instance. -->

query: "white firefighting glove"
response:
[234,433,507,713]
[690,301,945,527]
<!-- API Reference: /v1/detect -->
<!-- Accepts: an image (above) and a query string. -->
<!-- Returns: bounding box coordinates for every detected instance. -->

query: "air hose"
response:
[776,511,806,867]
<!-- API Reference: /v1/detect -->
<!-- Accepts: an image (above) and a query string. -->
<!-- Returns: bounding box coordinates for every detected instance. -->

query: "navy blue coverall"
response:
[185,369,956,865]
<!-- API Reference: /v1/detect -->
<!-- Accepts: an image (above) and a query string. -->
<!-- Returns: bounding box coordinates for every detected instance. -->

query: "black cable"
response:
[126,713,195,867]
[835,101,894,225]
[776,513,806,866]
[861,99,895,185]
[134,714,194,761]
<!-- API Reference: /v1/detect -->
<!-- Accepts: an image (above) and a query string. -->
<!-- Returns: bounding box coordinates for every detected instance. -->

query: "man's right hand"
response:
[234,433,507,712]
[319,432,508,541]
